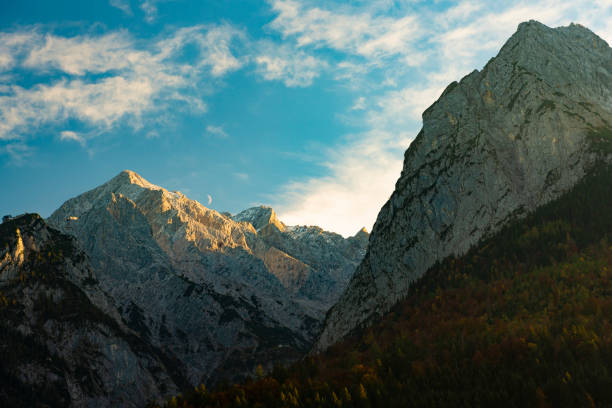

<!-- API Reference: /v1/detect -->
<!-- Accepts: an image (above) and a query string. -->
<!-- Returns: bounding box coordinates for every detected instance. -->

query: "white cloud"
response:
[350,96,366,111]
[140,0,158,23]
[275,130,412,237]
[234,172,249,181]
[268,0,422,61]
[206,125,228,138]
[59,130,85,145]
[0,25,242,141]
[207,194,213,205]
[24,32,136,75]
[370,85,446,126]
[157,25,245,77]
[0,142,31,165]
[0,75,167,140]
[197,26,245,76]
[0,31,38,72]
[255,42,327,87]
[110,0,132,15]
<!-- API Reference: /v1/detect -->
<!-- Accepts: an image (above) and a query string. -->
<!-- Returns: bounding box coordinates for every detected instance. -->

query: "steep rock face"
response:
[0,214,182,408]
[48,172,367,386]
[316,21,612,350]
[234,207,369,307]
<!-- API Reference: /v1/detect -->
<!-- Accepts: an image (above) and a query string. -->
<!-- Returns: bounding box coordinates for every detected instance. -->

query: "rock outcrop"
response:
[47,171,367,392]
[315,21,612,351]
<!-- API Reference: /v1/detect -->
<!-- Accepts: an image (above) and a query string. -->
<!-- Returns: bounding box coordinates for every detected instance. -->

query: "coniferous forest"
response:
[151,161,612,408]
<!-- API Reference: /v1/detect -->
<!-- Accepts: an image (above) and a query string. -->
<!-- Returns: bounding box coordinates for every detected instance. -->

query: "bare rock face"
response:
[234,206,369,307]
[47,171,367,391]
[0,214,183,408]
[315,21,612,351]
[233,206,286,232]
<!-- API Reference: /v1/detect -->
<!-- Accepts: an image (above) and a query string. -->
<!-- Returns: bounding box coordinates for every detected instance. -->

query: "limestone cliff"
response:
[315,21,612,350]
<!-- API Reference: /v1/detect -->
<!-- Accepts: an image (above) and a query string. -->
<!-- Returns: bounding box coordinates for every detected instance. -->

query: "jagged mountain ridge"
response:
[47,170,368,393]
[316,20,612,350]
[0,214,184,407]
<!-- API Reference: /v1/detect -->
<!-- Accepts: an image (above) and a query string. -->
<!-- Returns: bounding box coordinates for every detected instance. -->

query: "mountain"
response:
[315,20,612,351]
[0,214,184,407]
[161,158,612,408]
[46,170,367,391]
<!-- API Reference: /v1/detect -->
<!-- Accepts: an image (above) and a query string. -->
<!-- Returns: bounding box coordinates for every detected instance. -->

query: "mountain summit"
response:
[315,21,612,350]
[233,206,286,232]
[47,170,367,396]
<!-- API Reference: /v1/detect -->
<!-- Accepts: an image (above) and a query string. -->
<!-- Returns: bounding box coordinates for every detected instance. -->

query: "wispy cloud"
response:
[206,125,228,138]
[140,0,158,23]
[350,96,366,111]
[234,172,249,181]
[268,0,422,61]
[0,25,243,142]
[24,32,135,75]
[0,31,39,72]
[157,25,245,76]
[109,0,132,16]
[59,130,85,146]
[255,42,327,87]
[0,75,174,141]
[0,142,31,166]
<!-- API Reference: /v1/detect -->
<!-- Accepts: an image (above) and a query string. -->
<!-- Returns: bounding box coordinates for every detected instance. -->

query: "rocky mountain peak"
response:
[115,169,160,188]
[504,19,604,54]
[356,227,368,236]
[233,205,286,232]
[348,227,369,247]
[46,170,368,392]
[315,20,612,351]
[489,20,611,107]
[106,169,164,196]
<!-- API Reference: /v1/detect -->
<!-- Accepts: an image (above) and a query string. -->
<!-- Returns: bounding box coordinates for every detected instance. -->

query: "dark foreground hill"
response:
[0,214,183,407]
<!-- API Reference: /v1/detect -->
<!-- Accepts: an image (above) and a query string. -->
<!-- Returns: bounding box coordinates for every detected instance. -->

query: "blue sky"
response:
[1,0,611,236]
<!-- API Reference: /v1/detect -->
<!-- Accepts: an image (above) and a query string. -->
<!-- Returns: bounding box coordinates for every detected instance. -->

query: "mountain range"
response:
[1,171,368,406]
[2,19,612,408]
[151,20,612,408]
